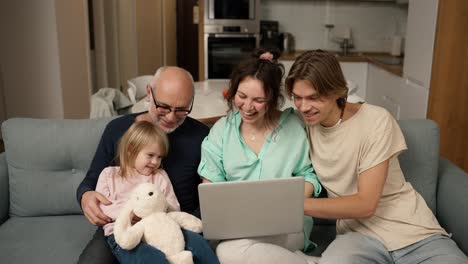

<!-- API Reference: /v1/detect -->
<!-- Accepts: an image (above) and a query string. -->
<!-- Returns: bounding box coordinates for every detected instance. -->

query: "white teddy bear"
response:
[114,183,203,264]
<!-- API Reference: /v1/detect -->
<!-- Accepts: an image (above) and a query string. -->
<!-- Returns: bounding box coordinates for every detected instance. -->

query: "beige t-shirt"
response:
[308,103,447,251]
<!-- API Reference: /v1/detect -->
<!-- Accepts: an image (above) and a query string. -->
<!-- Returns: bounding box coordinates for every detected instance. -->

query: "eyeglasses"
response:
[149,87,193,117]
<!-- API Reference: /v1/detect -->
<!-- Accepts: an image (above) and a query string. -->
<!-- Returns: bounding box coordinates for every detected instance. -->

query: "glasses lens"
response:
[152,89,193,117]
[157,106,171,114]
[174,110,190,117]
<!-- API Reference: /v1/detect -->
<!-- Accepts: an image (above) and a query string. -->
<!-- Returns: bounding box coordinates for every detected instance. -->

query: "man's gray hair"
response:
[151,66,195,93]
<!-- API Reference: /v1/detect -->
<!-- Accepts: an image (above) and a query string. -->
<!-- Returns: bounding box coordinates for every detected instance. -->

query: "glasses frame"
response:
[149,87,194,117]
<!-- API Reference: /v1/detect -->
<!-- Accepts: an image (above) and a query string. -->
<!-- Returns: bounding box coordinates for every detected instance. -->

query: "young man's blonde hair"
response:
[285,50,348,110]
[117,121,169,178]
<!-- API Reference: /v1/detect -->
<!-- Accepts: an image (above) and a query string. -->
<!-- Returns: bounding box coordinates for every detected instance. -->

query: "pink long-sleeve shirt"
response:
[96,166,180,236]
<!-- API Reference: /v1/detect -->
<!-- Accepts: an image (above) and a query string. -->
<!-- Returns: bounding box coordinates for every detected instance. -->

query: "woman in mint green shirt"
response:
[197,49,321,264]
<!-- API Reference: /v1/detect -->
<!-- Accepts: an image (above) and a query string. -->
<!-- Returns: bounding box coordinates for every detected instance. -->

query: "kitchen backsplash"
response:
[260,0,408,53]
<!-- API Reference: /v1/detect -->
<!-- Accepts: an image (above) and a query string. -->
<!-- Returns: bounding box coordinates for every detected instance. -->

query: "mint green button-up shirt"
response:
[198,108,321,251]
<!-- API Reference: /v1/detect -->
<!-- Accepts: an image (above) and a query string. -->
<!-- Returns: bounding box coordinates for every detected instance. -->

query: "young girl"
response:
[96,121,218,264]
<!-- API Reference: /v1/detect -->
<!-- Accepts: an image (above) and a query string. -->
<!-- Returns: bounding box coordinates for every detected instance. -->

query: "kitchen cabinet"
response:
[403,0,438,88]
[366,0,437,120]
[366,64,403,119]
[339,62,368,100]
[367,64,429,120]
[400,78,429,119]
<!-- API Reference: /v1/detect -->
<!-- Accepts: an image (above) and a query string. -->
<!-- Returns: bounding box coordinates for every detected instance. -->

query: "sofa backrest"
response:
[398,119,439,214]
[1,117,114,217]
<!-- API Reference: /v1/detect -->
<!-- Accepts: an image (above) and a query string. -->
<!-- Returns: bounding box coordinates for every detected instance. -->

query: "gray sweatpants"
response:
[320,232,468,264]
[215,232,317,264]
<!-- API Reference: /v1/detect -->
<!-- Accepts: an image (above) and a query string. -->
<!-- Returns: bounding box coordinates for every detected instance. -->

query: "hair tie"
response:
[259,52,274,62]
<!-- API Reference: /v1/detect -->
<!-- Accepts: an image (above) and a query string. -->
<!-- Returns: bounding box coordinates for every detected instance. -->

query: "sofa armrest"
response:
[436,157,468,254]
[0,153,9,224]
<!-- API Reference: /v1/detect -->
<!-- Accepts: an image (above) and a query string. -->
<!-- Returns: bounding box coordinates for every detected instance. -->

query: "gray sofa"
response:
[0,118,467,263]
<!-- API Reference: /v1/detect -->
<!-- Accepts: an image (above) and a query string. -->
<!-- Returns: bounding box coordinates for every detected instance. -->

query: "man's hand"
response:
[81,191,112,226]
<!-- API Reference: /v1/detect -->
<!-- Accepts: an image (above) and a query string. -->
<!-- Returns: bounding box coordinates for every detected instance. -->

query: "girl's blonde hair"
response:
[117,121,169,178]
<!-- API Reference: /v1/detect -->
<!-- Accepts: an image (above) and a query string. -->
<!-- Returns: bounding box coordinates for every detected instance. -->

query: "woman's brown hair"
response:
[285,50,348,110]
[226,48,285,127]
[117,121,169,178]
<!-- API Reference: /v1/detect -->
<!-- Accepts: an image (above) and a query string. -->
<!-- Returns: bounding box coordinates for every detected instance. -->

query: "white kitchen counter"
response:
[131,79,362,125]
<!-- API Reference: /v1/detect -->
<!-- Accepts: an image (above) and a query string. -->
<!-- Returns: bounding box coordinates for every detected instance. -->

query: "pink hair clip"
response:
[259,52,274,62]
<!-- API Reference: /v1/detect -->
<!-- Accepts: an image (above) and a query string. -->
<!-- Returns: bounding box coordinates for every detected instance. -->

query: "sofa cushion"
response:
[1,118,114,216]
[0,154,8,224]
[397,119,439,214]
[0,215,96,263]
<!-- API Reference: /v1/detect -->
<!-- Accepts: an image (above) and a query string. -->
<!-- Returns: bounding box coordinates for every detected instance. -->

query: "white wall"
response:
[89,0,121,92]
[55,1,92,119]
[0,0,91,119]
[118,0,139,91]
[0,0,64,119]
[261,0,408,52]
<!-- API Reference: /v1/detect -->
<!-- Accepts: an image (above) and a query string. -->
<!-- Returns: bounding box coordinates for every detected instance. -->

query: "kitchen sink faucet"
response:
[340,38,354,57]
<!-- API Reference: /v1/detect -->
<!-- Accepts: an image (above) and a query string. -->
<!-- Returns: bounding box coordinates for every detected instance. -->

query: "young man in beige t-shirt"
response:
[285,50,468,264]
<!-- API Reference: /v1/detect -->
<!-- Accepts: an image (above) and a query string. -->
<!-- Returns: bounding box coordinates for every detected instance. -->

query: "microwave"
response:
[204,0,260,34]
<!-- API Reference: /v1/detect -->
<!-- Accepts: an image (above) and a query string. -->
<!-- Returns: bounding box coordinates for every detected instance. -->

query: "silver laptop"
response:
[198,177,305,240]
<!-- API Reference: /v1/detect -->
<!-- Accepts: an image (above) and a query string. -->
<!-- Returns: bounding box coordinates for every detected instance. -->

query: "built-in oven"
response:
[205,33,258,79]
[203,0,260,79]
[204,0,260,33]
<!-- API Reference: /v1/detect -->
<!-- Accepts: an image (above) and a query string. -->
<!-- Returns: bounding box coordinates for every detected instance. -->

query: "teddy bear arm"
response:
[167,212,203,233]
[114,221,145,250]
[114,202,137,246]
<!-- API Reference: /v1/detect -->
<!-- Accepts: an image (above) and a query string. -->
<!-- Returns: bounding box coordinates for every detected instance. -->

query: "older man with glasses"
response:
[148,84,193,133]
[76,66,219,264]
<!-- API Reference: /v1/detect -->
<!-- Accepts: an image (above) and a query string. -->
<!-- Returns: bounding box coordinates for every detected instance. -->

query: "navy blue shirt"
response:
[76,113,210,215]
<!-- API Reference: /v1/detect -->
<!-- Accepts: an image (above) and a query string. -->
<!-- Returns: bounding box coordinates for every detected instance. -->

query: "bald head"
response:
[151,66,194,96]
[146,66,195,133]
